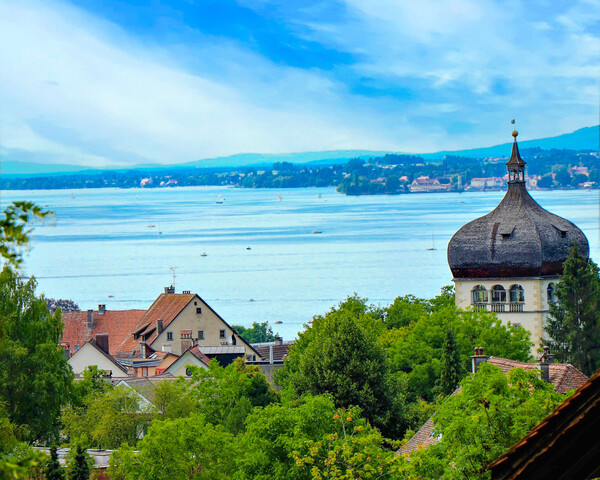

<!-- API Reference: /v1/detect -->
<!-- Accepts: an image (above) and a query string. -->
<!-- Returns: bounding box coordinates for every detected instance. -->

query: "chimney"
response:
[164,286,175,294]
[96,334,110,355]
[274,336,283,346]
[140,342,146,359]
[471,347,489,373]
[269,345,274,364]
[98,304,106,315]
[157,320,164,334]
[539,346,554,383]
[87,309,94,331]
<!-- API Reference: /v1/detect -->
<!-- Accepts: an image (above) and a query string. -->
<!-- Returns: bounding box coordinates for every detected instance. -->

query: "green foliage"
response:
[71,366,113,409]
[439,328,463,396]
[293,405,400,480]
[189,357,278,434]
[402,364,567,480]
[45,447,65,480]
[0,267,73,443]
[67,446,90,480]
[0,446,45,480]
[151,379,198,421]
[278,295,402,438]
[62,386,150,449]
[232,321,277,344]
[0,202,50,267]
[545,244,600,375]
[109,413,237,480]
[388,305,532,402]
[236,395,340,480]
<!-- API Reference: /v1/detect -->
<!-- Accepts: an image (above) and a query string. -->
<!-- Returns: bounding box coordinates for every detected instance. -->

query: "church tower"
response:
[447,130,589,349]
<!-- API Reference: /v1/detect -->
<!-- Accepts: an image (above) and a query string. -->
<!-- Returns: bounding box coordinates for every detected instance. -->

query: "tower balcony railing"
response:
[473,302,524,313]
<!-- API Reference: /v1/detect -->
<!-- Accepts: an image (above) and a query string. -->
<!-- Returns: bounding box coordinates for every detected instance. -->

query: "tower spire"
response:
[506,127,526,183]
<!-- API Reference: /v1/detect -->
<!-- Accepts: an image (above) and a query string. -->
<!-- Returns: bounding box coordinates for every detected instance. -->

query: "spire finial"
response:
[511,119,518,139]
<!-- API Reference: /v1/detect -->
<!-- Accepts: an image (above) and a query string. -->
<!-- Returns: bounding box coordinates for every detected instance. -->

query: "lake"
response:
[1,187,598,339]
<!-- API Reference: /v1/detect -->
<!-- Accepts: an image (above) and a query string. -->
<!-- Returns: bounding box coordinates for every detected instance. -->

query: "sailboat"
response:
[278,194,282,201]
[200,251,207,257]
[426,233,436,251]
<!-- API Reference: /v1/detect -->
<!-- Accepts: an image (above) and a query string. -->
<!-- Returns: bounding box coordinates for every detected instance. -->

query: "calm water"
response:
[1,187,598,339]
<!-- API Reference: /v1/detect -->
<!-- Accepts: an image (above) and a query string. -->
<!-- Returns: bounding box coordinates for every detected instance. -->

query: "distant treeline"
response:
[1,148,597,195]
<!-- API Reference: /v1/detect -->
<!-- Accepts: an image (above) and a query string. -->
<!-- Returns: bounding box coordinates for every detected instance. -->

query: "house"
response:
[248,337,295,385]
[489,368,600,480]
[164,345,211,377]
[115,376,180,409]
[62,287,264,364]
[115,287,262,363]
[67,336,130,378]
[119,351,179,377]
[409,176,453,193]
[448,130,589,351]
[399,347,588,455]
[61,306,145,357]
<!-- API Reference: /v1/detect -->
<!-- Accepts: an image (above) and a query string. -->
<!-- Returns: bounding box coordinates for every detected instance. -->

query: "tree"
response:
[439,328,463,396]
[0,202,50,267]
[402,363,567,480]
[545,244,600,375]
[109,413,237,480]
[62,386,150,449]
[189,357,278,434]
[0,267,73,443]
[67,446,90,480]
[46,298,80,314]
[45,447,64,480]
[278,295,402,438]
[536,174,553,189]
[232,321,277,344]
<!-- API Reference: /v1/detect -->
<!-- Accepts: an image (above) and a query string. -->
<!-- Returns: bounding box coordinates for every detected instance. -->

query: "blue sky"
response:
[0,0,598,167]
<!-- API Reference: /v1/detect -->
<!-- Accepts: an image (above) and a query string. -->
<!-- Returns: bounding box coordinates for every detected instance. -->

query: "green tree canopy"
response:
[277,295,403,438]
[402,363,567,480]
[232,321,277,343]
[189,357,278,434]
[545,244,600,375]
[0,267,73,443]
[0,202,50,267]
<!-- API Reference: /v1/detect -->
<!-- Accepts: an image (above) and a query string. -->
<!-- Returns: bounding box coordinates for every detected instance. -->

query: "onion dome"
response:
[448,131,589,279]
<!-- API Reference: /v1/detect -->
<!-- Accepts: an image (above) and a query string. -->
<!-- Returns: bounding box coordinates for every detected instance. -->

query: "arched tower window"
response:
[491,285,506,303]
[472,285,488,304]
[509,284,525,303]
[547,283,557,304]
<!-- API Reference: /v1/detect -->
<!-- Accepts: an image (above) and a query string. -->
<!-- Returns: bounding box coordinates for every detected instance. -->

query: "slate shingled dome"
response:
[448,134,589,279]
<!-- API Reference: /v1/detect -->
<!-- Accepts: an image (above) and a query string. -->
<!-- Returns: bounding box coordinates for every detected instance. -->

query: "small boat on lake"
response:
[312,230,322,234]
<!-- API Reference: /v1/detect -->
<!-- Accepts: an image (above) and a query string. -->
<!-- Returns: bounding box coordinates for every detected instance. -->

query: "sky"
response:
[0,0,599,168]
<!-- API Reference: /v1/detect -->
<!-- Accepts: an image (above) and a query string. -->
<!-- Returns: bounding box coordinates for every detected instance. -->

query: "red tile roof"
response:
[116,294,194,357]
[61,309,146,357]
[188,345,211,366]
[253,343,293,362]
[399,357,588,455]
[487,357,588,394]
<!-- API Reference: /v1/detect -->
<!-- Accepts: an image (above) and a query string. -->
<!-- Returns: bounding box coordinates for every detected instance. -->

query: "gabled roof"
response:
[253,341,294,362]
[62,309,146,357]
[490,369,600,480]
[399,357,588,455]
[116,293,195,357]
[82,339,129,375]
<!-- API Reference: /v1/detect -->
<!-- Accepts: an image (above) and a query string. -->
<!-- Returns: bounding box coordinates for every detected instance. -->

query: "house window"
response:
[198,330,204,340]
[194,301,198,305]
[547,283,557,303]
[219,329,226,339]
[472,285,488,304]
[509,284,525,303]
[185,367,192,376]
[167,332,173,341]
[142,367,148,377]
[491,285,506,303]
[196,307,202,314]
[74,344,80,352]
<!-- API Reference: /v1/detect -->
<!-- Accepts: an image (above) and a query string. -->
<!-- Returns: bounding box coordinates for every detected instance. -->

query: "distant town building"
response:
[409,176,452,192]
[447,130,589,350]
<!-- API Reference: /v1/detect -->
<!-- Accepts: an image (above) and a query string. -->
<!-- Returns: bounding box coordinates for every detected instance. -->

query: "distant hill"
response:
[2,126,597,176]
[420,125,599,160]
